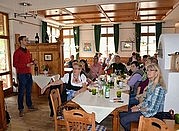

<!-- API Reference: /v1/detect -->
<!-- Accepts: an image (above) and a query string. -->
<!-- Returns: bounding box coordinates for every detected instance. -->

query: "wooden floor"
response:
[5,94,116,131]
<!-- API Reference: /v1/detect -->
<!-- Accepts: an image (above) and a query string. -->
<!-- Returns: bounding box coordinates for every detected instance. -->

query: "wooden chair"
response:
[63,109,107,131]
[50,88,81,131]
[138,116,169,131]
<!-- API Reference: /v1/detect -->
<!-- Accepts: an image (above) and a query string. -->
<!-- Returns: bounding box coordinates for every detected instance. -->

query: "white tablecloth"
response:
[72,89,129,123]
[32,74,60,94]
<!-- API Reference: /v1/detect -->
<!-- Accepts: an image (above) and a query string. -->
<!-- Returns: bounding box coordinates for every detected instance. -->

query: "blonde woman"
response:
[47,62,87,117]
[120,64,166,131]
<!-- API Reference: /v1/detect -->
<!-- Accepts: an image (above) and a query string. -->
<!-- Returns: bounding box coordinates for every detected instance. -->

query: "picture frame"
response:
[83,42,92,51]
[120,41,133,51]
[44,53,53,61]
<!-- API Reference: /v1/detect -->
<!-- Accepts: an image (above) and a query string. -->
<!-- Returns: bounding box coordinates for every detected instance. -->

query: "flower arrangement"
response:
[41,64,50,71]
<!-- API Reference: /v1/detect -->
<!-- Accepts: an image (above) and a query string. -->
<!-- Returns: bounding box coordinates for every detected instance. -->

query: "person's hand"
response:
[131,105,139,112]
[27,62,34,67]
[33,59,38,64]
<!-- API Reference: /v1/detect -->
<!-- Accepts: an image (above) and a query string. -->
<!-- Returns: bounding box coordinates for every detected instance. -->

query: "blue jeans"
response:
[120,111,142,131]
[128,93,139,111]
[17,73,33,111]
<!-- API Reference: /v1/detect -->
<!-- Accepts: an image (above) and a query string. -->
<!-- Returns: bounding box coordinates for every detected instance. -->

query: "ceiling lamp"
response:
[14,2,37,19]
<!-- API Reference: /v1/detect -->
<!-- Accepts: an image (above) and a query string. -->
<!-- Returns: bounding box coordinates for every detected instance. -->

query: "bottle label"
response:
[105,90,110,98]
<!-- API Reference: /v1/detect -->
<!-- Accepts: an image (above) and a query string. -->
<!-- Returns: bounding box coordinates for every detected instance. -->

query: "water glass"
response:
[98,88,103,97]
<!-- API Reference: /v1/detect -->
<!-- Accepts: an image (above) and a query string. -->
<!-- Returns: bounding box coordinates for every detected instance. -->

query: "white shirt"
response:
[61,73,87,87]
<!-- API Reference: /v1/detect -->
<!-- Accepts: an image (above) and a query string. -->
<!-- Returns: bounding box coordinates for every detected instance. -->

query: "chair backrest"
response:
[63,109,95,131]
[50,89,62,121]
[138,116,169,131]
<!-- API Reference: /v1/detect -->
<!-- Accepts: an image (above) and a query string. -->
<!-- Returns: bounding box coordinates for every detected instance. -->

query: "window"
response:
[100,26,115,57]
[47,25,60,43]
[0,12,12,90]
[140,25,156,56]
[63,28,76,59]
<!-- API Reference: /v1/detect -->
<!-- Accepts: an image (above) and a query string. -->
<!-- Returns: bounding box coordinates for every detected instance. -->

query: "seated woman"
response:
[47,62,87,117]
[90,56,103,81]
[80,59,93,80]
[120,63,166,131]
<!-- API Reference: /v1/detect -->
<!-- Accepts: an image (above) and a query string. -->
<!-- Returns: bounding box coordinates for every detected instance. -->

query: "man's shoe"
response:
[28,106,38,111]
[19,110,24,117]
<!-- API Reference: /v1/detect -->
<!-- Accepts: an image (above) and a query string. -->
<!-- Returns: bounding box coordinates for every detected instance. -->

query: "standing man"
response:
[13,36,36,117]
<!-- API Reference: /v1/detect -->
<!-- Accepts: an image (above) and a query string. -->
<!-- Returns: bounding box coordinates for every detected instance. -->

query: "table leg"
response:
[113,109,119,131]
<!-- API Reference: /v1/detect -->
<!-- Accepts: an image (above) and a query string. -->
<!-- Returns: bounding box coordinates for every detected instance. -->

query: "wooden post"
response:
[0,81,7,130]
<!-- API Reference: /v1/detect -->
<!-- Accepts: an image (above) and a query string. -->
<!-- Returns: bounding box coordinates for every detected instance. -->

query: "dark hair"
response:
[18,36,26,43]
[143,55,148,59]
[80,59,90,73]
[131,61,140,67]
[132,52,136,56]
[93,56,99,60]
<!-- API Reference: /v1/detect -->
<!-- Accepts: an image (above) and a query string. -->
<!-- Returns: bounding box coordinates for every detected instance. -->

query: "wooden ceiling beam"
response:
[96,5,111,22]
[140,13,166,17]
[139,6,173,11]
[61,8,88,23]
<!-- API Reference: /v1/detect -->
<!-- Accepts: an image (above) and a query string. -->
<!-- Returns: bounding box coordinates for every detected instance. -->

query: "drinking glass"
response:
[116,90,121,98]
[92,88,96,95]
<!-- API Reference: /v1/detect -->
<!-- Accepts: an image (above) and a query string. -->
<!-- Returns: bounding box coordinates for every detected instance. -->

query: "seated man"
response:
[127,61,147,109]
[66,55,75,68]
[106,55,128,75]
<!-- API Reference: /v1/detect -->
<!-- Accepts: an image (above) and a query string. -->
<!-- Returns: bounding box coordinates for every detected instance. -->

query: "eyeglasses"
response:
[73,68,81,70]
[146,69,157,72]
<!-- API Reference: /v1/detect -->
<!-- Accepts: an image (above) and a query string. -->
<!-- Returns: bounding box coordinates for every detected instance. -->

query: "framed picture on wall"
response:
[83,42,92,51]
[44,53,53,61]
[120,41,133,51]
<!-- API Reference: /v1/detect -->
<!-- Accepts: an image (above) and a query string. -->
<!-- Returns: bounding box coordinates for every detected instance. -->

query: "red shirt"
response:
[13,47,32,74]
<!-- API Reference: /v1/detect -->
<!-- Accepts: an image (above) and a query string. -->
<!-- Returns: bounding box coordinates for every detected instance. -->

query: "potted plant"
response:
[41,64,49,75]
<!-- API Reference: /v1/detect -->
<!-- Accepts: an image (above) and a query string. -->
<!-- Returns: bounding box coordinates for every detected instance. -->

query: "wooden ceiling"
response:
[37,0,179,25]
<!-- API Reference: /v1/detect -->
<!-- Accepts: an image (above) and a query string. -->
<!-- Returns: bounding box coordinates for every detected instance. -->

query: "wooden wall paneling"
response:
[59,29,64,76]
[0,81,7,130]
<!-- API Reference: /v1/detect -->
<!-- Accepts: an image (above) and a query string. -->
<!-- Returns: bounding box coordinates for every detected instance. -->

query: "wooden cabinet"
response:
[0,81,7,130]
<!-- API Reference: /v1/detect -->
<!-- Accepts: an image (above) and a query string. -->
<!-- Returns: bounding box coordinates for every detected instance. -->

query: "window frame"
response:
[100,26,114,57]
[0,12,12,90]
[140,24,156,56]
[63,28,75,59]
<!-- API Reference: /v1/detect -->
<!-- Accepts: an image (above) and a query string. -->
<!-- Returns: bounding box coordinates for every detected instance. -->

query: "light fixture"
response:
[14,2,37,19]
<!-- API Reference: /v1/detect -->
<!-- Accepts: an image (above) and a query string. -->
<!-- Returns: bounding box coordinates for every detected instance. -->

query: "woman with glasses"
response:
[120,63,166,131]
[47,62,87,117]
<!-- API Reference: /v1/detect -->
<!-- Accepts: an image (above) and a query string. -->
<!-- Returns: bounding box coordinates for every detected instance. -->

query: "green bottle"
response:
[105,84,110,98]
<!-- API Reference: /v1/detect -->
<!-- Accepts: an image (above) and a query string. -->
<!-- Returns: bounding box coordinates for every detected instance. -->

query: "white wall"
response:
[79,25,95,57]
[79,22,135,58]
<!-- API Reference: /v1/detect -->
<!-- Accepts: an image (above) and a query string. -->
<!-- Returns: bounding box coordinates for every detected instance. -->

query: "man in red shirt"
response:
[13,36,36,117]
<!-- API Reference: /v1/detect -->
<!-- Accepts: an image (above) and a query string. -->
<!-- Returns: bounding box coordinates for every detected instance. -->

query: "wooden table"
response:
[32,74,60,96]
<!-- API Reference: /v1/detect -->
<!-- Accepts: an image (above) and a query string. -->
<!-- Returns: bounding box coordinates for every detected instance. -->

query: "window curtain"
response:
[156,22,162,50]
[135,23,141,52]
[42,21,47,43]
[73,26,80,60]
[94,25,101,52]
[114,24,119,53]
